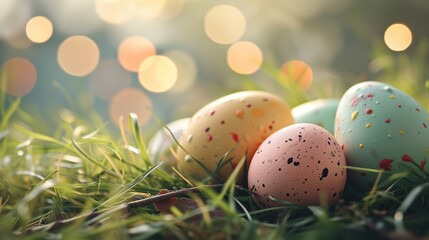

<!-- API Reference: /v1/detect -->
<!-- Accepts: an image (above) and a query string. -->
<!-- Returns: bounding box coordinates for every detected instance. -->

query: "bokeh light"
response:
[159,0,184,19]
[227,41,263,75]
[1,57,37,97]
[118,36,156,72]
[138,55,178,93]
[164,50,197,92]
[25,16,53,43]
[109,88,152,128]
[57,35,100,77]
[133,0,166,19]
[95,0,133,25]
[280,60,313,90]
[384,23,412,52]
[204,5,246,44]
[89,59,132,100]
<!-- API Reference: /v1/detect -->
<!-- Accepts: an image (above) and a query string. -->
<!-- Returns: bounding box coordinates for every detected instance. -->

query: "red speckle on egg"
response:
[268,125,273,130]
[385,118,391,123]
[246,104,252,108]
[231,132,240,142]
[365,108,373,114]
[401,154,413,162]
[207,134,213,142]
[379,159,393,171]
[220,120,225,124]
[351,97,361,107]
[421,160,427,170]
[424,123,427,128]
[341,144,344,150]
[366,93,373,99]
[397,104,402,108]
[210,111,216,116]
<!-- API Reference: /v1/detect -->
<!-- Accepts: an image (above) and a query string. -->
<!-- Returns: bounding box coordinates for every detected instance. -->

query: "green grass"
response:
[2,45,429,239]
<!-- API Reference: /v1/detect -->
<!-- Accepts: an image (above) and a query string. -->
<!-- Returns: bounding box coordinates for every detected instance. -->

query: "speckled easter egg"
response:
[176,91,294,184]
[148,118,190,171]
[248,123,346,207]
[335,81,429,191]
[292,99,340,134]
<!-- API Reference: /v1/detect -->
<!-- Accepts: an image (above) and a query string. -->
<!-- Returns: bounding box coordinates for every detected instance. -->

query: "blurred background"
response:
[1,0,429,135]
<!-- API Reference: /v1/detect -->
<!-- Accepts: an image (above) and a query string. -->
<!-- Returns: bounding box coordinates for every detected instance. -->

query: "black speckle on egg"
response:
[288,157,293,164]
[320,168,329,181]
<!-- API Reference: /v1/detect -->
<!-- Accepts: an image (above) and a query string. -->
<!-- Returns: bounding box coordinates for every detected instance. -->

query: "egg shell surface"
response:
[292,99,339,134]
[335,81,429,191]
[248,123,346,208]
[176,91,294,183]
[148,118,190,171]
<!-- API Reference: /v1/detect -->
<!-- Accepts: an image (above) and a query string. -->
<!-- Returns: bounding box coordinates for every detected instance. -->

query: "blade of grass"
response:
[0,98,20,131]
[71,139,117,176]
[128,113,152,167]
[14,125,68,147]
[394,182,429,230]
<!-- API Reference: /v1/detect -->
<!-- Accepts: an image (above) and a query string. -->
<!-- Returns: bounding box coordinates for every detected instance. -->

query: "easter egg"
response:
[335,81,429,191]
[176,91,294,184]
[292,99,339,134]
[148,118,190,171]
[248,123,346,207]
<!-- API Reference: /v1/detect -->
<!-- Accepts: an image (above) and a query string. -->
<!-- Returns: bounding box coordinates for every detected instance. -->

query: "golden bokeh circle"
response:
[227,41,263,75]
[280,60,313,90]
[109,88,152,129]
[204,5,246,44]
[384,23,412,52]
[25,16,53,43]
[118,36,156,72]
[138,55,178,93]
[57,35,100,77]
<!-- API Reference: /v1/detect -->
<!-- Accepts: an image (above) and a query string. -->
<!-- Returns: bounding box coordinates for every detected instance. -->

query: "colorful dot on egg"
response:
[366,93,373,99]
[401,154,413,162]
[379,159,393,171]
[421,160,427,170]
[351,110,359,120]
[359,143,364,149]
[397,104,402,108]
[365,108,373,114]
[231,132,240,142]
[399,130,404,136]
[207,134,213,142]
[235,110,245,119]
[424,123,427,128]
[385,118,391,123]
[389,95,396,99]
[210,111,216,116]
[366,123,372,128]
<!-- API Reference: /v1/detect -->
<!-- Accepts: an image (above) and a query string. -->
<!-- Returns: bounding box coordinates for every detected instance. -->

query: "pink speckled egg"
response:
[176,91,294,184]
[248,123,346,208]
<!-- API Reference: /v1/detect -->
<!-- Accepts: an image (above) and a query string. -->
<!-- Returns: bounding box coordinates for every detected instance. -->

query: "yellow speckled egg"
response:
[176,91,294,184]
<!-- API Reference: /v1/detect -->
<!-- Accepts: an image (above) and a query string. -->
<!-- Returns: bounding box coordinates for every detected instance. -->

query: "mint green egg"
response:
[335,81,429,192]
[292,99,339,134]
